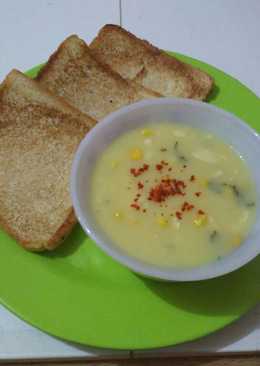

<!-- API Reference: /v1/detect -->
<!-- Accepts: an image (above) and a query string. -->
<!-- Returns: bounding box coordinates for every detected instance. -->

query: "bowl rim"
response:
[71,97,260,281]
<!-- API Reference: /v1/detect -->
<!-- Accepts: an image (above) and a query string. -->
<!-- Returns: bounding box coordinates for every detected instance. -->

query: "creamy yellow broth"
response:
[90,123,256,268]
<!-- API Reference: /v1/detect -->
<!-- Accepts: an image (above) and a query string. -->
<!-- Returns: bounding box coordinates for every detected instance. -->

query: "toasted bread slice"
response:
[37,35,160,120]
[90,24,213,100]
[0,70,96,251]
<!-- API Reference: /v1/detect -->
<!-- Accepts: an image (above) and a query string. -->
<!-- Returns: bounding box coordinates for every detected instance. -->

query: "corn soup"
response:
[90,123,256,268]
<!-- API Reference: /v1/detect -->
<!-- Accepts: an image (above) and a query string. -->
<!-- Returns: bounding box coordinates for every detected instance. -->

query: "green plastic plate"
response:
[0,53,259,350]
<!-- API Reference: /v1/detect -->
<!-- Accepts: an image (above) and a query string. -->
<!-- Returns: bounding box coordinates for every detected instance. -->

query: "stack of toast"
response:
[0,24,213,251]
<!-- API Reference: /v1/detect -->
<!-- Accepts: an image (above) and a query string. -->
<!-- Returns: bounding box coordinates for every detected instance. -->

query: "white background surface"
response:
[0,0,120,81]
[122,0,260,97]
[0,0,259,361]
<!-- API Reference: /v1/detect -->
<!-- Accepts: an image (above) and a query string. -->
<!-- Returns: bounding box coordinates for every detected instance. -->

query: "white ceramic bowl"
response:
[71,98,260,281]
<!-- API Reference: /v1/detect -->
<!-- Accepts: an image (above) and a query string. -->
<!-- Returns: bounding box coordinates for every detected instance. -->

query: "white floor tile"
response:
[121,0,260,96]
[0,0,119,81]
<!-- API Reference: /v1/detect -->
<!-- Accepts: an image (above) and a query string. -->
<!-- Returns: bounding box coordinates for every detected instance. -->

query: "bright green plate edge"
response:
[0,53,259,350]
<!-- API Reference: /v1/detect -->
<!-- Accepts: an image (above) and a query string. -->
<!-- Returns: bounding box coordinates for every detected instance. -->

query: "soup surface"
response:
[90,122,256,268]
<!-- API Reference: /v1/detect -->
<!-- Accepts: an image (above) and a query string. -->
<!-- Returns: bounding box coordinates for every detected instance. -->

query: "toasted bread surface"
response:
[90,24,213,100]
[0,70,96,251]
[37,35,159,120]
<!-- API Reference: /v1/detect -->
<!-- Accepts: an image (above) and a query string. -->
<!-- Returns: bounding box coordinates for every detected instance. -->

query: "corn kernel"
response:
[232,235,242,247]
[114,212,123,219]
[157,217,168,227]
[200,179,208,187]
[111,161,119,168]
[141,128,153,137]
[130,148,143,160]
[193,214,207,227]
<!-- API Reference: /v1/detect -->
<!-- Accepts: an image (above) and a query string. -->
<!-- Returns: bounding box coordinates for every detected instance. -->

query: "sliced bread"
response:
[90,24,213,100]
[0,70,96,251]
[37,35,160,120]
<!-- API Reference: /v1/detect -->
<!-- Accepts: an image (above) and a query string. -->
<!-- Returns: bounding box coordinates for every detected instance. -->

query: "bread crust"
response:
[90,24,213,100]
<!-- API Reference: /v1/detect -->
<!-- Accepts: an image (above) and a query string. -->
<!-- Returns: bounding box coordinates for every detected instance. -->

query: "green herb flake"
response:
[174,141,188,163]
[210,230,218,242]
